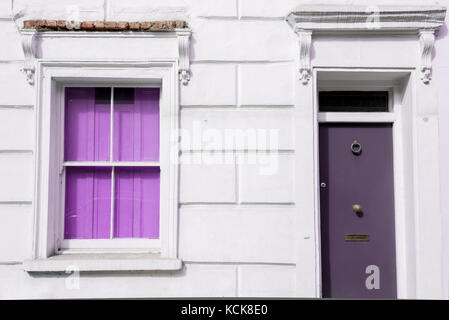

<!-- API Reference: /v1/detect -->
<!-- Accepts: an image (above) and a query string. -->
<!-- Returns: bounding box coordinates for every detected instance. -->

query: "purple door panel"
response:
[319,124,397,299]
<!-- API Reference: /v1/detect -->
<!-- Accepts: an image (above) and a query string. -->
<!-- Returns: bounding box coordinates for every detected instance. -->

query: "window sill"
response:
[23,253,183,272]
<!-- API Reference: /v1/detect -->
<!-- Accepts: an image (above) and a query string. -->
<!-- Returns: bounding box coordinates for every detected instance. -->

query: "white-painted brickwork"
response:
[0,21,24,60]
[13,0,105,22]
[181,64,237,106]
[238,153,295,203]
[179,206,295,263]
[238,265,296,297]
[107,0,238,20]
[180,108,294,150]
[239,63,295,106]
[0,1,11,18]
[180,153,237,203]
[0,264,237,298]
[239,0,300,18]
[0,107,34,150]
[0,205,33,262]
[0,153,33,202]
[186,0,238,18]
[0,63,34,105]
[190,19,295,61]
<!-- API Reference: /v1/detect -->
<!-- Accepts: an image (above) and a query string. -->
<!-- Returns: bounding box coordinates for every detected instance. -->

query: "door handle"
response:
[352,204,363,213]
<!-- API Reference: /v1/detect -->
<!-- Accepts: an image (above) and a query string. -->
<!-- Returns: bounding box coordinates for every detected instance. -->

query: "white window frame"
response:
[32,61,179,260]
[59,84,165,253]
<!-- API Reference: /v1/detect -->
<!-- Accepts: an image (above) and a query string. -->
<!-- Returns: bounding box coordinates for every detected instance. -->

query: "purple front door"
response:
[319,124,397,299]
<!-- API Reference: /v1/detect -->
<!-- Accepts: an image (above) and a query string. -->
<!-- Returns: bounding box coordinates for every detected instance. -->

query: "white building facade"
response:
[0,0,449,299]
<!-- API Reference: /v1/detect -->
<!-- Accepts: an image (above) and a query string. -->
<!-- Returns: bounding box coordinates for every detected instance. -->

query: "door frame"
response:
[316,84,402,298]
[294,67,441,299]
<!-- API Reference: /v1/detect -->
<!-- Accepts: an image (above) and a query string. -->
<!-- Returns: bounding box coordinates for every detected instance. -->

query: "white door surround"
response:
[287,5,447,299]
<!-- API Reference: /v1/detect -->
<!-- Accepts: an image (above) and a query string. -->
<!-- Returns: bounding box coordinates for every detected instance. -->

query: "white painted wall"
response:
[434,0,449,301]
[0,0,447,299]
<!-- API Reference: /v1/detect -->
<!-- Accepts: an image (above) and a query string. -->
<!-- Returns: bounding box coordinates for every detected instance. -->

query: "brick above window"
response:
[23,20,188,32]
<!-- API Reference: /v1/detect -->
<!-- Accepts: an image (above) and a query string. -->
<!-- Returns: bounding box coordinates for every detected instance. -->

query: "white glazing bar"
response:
[110,87,115,239]
[110,166,115,239]
[63,161,160,167]
[110,87,114,163]
[317,112,396,123]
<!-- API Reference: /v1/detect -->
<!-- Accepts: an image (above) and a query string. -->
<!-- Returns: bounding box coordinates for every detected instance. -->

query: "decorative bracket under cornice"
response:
[287,5,446,85]
[20,29,37,86]
[177,29,191,86]
[295,28,312,85]
[419,30,435,85]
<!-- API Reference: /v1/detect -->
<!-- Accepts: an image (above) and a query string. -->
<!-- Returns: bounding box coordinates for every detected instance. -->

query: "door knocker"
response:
[351,140,362,155]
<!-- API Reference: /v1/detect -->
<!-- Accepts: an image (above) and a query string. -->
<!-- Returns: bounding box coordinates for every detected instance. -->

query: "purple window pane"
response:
[113,88,160,161]
[64,87,111,161]
[113,167,160,239]
[64,167,111,239]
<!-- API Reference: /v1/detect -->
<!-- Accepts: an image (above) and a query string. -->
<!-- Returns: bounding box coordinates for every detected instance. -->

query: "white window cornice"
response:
[287,5,446,33]
[18,28,192,86]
